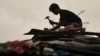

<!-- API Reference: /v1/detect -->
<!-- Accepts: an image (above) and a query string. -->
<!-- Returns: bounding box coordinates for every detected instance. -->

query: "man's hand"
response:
[44,28,51,31]
[45,16,50,19]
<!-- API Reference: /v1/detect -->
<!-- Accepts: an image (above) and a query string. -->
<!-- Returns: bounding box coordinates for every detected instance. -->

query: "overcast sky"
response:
[0,0,100,42]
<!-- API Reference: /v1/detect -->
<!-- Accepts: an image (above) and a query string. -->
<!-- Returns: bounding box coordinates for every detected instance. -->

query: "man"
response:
[45,3,85,32]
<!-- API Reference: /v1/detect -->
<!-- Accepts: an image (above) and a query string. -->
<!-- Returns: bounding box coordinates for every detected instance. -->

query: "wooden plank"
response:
[24,29,100,37]
[75,38,100,44]
[42,43,100,56]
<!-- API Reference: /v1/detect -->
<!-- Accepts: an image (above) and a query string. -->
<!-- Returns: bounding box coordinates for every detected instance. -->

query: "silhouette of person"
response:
[45,3,85,32]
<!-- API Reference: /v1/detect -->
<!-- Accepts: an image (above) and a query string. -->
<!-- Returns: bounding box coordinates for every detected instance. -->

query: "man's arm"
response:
[52,21,58,25]
[50,24,60,31]
[45,16,59,26]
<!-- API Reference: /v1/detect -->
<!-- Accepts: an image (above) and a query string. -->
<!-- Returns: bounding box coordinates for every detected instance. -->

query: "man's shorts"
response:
[66,22,82,28]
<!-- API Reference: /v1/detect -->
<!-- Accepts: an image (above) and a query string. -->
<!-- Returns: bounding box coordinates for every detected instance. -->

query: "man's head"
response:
[49,3,60,15]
